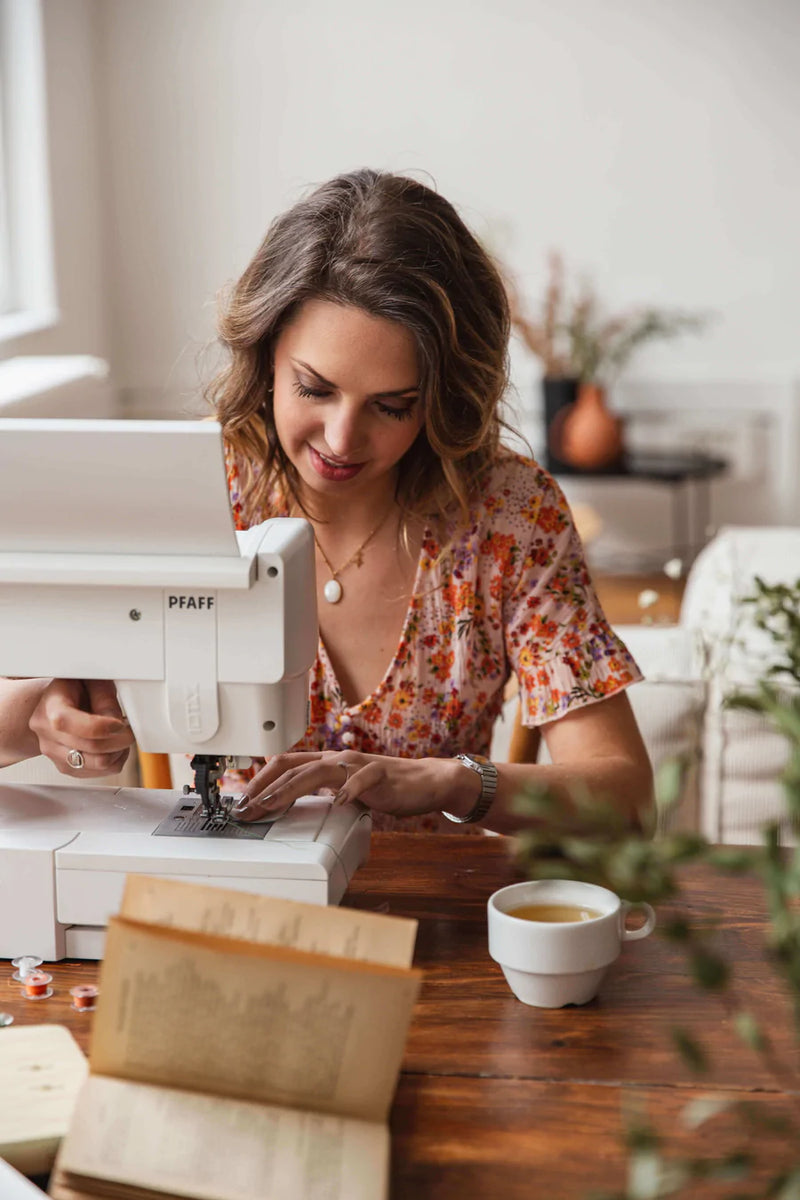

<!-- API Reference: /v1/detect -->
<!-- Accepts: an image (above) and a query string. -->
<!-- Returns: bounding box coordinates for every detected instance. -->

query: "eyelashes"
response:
[292,380,416,421]
[376,402,416,422]
[293,381,327,399]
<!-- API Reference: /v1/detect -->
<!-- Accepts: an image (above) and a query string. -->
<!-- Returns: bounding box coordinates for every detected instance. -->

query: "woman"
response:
[212,169,652,835]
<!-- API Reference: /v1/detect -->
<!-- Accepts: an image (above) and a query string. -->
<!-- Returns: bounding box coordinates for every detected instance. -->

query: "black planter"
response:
[541,376,579,474]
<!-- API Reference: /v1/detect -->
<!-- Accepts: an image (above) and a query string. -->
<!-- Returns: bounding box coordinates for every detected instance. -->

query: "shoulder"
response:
[472,450,571,533]
[482,448,556,489]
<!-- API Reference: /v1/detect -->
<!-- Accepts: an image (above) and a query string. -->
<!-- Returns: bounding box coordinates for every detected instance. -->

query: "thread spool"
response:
[22,971,53,1001]
[70,984,99,1011]
[11,955,43,983]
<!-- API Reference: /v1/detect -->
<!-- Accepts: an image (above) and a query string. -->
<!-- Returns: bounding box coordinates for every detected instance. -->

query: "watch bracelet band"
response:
[443,754,498,824]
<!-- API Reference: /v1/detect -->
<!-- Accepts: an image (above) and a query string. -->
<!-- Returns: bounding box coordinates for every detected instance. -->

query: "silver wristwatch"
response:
[443,753,498,824]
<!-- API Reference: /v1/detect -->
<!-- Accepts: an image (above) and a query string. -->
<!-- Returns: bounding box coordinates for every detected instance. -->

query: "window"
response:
[0,86,11,314]
[0,0,57,341]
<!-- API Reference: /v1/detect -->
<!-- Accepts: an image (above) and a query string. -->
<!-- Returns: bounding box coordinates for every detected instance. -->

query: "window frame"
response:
[0,0,58,343]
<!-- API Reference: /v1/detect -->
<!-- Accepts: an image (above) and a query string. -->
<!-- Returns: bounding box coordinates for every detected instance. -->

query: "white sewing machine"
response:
[0,419,371,960]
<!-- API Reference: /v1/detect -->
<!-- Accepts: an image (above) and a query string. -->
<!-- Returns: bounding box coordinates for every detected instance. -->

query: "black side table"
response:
[553,450,728,565]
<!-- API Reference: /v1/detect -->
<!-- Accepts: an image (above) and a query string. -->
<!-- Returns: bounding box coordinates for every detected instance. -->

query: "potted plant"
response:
[507,253,709,473]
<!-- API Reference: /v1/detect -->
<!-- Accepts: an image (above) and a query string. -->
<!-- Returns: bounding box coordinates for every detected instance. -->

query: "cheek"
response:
[273,391,309,446]
[384,421,423,463]
[402,412,425,451]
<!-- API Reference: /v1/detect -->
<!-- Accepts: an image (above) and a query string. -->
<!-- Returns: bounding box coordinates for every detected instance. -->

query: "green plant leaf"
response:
[671,1028,709,1074]
[661,917,692,943]
[627,1151,665,1200]
[705,1152,752,1182]
[689,947,730,991]
[775,1168,800,1200]
[623,1123,661,1154]
[708,846,759,873]
[680,1095,733,1130]
[735,1011,768,1052]
[655,759,686,812]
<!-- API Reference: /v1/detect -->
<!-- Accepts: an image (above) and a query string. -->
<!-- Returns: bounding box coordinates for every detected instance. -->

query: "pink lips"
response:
[308,445,365,482]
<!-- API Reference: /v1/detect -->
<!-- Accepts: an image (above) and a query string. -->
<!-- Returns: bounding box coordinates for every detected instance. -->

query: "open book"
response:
[49,877,421,1200]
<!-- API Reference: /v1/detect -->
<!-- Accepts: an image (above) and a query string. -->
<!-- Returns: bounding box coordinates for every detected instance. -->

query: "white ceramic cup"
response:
[487,879,656,1008]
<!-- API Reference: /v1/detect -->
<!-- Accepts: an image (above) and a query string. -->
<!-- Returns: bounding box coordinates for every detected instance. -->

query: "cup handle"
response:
[621,901,656,941]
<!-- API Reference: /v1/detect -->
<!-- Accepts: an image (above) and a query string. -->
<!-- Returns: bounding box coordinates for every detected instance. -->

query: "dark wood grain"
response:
[346,835,796,1092]
[390,1077,796,1199]
[2,832,797,1198]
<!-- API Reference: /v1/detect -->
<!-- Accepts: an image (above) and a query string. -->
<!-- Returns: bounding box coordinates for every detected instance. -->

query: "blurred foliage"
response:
[514,576,800,1198]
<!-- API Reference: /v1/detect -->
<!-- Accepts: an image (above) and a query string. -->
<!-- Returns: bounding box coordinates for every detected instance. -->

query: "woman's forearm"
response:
[479,757,654,836]
[441,753,652,840]
[0,678,49,766]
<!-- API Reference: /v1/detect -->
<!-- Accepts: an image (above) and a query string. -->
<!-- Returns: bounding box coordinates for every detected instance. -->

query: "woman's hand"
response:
[233,750,481,822]
[28,679,135,778]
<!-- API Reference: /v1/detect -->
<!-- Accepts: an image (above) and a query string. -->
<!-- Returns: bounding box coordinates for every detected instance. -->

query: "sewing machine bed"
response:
[0,785,371,960]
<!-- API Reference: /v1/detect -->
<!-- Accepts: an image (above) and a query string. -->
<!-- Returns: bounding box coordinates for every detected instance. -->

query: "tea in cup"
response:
[487,879,655,1008]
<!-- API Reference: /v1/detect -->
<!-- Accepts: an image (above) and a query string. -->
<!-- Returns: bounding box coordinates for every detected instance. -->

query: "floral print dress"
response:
[226,449,642,833]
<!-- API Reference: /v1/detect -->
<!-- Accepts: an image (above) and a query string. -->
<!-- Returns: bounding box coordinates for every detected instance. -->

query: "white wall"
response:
[87,0,800,416]
[13,0,800,544]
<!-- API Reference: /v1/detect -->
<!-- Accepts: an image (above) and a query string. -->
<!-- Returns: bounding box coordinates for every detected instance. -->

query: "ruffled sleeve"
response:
[503,472,642,725]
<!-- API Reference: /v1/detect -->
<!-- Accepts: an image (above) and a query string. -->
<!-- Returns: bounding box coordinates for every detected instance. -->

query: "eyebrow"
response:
[292,359,419,400]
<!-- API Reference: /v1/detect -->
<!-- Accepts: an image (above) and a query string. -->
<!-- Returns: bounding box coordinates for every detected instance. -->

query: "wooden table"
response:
[3,833,797,1198]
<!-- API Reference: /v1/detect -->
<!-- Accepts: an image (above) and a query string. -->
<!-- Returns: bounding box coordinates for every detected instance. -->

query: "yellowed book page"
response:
[55,1075,388,1200]
[0,1026,88,1176]
[91,917,420,1123]
[121,874,416,967]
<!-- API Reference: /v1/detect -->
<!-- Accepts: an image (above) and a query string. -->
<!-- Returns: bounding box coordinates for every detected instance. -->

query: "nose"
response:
[323,402,366,461]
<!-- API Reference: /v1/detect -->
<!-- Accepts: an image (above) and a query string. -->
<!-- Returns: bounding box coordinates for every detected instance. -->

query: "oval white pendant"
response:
[323,578,343,604]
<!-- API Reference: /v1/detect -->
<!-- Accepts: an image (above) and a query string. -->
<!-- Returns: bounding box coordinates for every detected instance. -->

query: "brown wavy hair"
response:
[210,169,511,532]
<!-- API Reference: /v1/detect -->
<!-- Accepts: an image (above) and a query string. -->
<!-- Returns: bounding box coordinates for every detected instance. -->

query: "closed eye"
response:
[293,380,330,400]
[376,401,416,421]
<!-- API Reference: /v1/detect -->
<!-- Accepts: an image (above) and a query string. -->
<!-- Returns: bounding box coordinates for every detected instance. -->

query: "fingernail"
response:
[333,789,347,806]
[235,792,276,820]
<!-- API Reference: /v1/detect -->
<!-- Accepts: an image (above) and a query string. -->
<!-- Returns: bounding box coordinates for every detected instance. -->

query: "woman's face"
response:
[272,299,424,507]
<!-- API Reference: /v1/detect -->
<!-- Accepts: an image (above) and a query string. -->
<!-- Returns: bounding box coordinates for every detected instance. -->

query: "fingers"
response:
[234,751,439,823]
[45,710,134,751]
[43,679,132,746]
[236,753,360,823]
[332,758,385,806]
[243,753,326,799]
[46,742,131,779]
[30,678,135,779]
[85,679,129,723]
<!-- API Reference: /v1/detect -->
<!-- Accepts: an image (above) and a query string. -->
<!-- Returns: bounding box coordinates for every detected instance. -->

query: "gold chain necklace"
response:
[313,508,394,604]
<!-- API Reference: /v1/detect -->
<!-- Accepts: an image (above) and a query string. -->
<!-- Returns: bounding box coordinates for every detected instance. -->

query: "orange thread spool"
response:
[22,971,53,1000]
[70,984,99,1011]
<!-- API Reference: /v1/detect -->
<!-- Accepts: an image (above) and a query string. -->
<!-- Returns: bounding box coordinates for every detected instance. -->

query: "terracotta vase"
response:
[551,383,625,472]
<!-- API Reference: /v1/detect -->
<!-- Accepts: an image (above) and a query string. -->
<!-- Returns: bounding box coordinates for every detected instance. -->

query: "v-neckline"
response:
[316,533,429,714]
